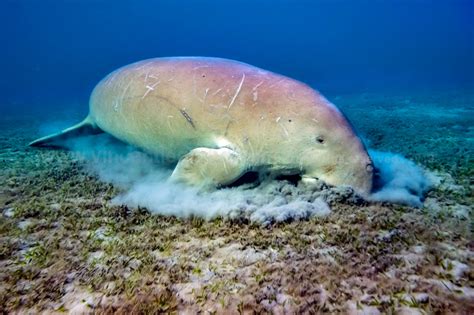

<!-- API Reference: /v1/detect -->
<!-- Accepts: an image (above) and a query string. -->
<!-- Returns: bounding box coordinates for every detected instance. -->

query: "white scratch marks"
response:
[287,90,296,100]
[252,81,263,102]
[228,73,245,109]
[268,78,284,88]
[275,116,288,137]
[192,65,210,98]
[143,71,159,82]
[201,88,210,104]
[113,80,133,118]
[142,81,160,99]
[212,88,223,96]
[192,73,197,97]
[167,115,174,131]
[243,136,255,158]
[118,81,132,106]
[148,81,161,89]
[106,71,120,87]
[253,81,264,90]
[192,65,210,71]
[222,160,229,174]
[135,61,153,72]
[280,124,289,137]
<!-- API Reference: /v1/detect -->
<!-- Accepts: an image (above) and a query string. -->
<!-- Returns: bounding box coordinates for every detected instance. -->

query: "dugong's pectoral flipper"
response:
[29,117,103,149]
[301,175,319,185]
[170,147,246,188]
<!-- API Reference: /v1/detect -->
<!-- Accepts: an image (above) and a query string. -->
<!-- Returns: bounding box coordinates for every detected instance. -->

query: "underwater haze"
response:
[1,0,473,313]
[1,0,473,111]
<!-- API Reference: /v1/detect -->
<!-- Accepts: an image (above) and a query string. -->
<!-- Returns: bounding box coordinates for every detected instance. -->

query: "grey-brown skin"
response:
[36,57,375,195]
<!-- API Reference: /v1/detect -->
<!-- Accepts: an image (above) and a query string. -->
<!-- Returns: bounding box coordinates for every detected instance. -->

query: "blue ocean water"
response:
[2,2,474,313]
[1,0,472,115]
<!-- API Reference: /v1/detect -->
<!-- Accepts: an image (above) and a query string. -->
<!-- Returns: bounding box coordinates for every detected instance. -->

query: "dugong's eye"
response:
[316,136,325,144]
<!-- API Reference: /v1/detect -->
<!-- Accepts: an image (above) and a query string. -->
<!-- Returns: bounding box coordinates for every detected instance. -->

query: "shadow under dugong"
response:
[30,57,374,195]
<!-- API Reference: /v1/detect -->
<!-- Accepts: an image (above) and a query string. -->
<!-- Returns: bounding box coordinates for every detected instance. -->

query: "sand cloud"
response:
[64,134,432,222]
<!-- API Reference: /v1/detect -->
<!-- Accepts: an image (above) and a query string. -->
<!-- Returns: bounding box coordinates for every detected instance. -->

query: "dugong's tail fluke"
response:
[29,117,103,149]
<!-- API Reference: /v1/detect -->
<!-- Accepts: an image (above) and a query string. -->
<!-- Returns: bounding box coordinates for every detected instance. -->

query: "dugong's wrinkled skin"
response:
[32,57,374,194]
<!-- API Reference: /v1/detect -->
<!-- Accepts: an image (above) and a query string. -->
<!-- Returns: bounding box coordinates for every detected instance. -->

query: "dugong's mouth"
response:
[321,172,373,196]
[305,157,374,196]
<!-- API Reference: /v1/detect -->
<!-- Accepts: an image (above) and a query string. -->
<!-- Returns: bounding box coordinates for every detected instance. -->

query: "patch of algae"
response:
[1,92,473,314]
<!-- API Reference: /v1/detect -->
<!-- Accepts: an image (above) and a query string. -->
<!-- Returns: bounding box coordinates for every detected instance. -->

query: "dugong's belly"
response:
[88,57,317,161]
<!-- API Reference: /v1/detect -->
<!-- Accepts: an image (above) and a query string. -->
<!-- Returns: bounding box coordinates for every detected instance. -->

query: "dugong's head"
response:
[296,96,374,195]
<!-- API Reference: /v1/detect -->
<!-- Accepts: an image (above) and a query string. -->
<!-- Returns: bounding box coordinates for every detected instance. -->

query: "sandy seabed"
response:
[0,90,472,314]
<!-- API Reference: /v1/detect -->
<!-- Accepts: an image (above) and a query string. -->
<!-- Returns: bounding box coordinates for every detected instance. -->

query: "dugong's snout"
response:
[314,144,374,196]
[300,115,374,196]
[340,149,375,195]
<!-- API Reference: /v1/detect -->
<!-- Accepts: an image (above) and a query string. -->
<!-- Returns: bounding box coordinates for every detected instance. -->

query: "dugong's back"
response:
[90,57,318,159]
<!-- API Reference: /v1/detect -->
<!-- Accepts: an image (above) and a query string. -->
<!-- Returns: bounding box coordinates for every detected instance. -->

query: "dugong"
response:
[30,57,374,194]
